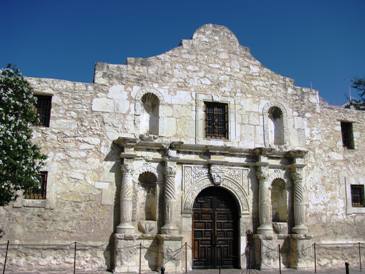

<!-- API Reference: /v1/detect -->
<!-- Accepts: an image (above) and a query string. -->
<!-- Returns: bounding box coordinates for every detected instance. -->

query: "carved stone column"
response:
[161,162,178,235]
[116,163,135,234]
[290,167,308,235]
[256,165,273,237]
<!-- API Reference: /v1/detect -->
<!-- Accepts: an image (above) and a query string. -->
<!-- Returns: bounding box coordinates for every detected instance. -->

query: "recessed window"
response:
[24,171,48,200]
[341,121,354,149]
[351,185,364,207]
[205,102,228,139]
[35,95,52,127]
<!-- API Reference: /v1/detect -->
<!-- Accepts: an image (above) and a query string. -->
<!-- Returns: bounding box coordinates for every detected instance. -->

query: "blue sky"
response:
[1,0,364,105]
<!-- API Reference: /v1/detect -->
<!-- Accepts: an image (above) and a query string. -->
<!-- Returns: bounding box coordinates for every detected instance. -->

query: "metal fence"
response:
[1,240,364,274]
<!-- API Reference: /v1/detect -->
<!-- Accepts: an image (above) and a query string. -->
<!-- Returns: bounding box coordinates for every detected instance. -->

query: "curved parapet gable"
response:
[191,24,241,52]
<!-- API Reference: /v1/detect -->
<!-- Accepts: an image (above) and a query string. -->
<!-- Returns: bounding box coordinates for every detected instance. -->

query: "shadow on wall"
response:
[103,142,123,271]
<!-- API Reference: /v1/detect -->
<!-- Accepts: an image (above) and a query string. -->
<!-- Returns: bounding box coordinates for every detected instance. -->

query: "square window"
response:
[351,185,364,207]
[341,121,354,149]
[204,102,228,139]
[24,171,48,200]
[35,95,52,127]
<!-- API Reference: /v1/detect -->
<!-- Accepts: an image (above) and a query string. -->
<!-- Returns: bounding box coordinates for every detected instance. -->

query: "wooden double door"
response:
[192,187,240,269]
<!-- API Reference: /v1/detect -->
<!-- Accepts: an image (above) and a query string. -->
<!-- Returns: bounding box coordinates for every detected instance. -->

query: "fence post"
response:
[278,244,282,274]
[185,242,187,273]
[2,240,9,274]
[139,242,142,274]
[73,241,77,274]
[359,242,362,271]
[218,246,221,274]
[345,262,349,274]
[313,243,317,273]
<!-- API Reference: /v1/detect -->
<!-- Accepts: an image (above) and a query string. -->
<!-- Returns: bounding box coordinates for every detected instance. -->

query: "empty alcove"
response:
[141,93,159,135]
[271,179,288,223]
[138,172,158,221]
[268,106,284,146]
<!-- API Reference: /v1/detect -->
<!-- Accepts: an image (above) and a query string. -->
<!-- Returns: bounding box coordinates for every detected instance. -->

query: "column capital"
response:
[289,165,303,182]
[164,162,177,177]
[256,165,269,181]
[121,163,134,175]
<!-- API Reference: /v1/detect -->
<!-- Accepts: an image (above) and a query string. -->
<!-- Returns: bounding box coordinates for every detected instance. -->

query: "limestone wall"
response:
[1,24,365,271]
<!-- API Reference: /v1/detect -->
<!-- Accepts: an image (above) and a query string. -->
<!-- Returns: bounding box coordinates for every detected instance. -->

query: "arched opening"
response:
[138,172,157,221]
[268,106,284,145]
[271,179,288,234]
[141,93,159,135]
[192,187,240,269]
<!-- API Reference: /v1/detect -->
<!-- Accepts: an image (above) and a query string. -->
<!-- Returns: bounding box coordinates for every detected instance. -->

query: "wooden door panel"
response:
[192,187,239,269]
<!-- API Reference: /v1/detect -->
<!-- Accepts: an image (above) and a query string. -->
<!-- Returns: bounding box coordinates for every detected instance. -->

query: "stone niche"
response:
[140,93,159,136]
[271,178,288,235]
[136,171,158,235]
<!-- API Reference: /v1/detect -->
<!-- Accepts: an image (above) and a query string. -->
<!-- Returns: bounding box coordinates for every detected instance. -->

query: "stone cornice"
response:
[114,137,307,162]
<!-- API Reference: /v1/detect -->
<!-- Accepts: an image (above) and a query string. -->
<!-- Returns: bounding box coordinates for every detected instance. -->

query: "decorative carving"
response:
[192,165,208,180]
[182,165,250,214]
[165,165,177,177]
[119,244,138,263]
[138,220,157,235]
[209,165,224,185]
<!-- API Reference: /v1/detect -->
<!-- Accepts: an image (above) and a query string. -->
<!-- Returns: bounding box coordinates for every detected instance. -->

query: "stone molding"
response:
[181,165,250,215]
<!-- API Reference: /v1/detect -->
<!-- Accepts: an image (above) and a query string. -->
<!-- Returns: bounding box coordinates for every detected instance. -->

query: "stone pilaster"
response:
[290,167,308,235]
[161,161,178,235]
[256,165,273,237]
[116,163,135,234]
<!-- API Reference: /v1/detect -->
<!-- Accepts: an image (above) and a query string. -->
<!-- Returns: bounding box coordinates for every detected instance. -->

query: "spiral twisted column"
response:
[291,167,308,235]
[161,162,178,235]
[256,165,273,237]
[116,163,135,234]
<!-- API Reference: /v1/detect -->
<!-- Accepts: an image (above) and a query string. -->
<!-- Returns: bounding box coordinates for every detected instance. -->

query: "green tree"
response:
[349,78,365,110]
[0,65,46,206]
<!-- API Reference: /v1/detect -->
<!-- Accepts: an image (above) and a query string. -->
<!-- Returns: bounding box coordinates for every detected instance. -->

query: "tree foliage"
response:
[350,78,365,110]
[0,65,46,206]
[352,78,365,101]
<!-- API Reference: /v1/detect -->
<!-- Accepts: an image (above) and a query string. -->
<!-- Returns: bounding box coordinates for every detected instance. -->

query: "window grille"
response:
[35,95,52,127]
[351,185,364,207]
[24,171,48,200]
[205,102,228,139]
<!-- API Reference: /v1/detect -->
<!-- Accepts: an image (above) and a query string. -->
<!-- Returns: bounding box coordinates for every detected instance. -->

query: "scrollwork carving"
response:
[182,165,250,215]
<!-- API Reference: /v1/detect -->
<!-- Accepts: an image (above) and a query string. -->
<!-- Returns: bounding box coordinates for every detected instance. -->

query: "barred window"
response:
[351,185,364,207]
[35,95,52,127]
[205,102,228,139]
[24,172,48,200]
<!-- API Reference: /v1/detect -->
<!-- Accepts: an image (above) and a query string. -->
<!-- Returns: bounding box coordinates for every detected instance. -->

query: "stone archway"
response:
[192,187,240,269]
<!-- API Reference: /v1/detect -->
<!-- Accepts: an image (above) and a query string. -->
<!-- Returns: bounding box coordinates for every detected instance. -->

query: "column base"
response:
[161,224,179,235]
[289,234,313,269]
[116,223,135,234]
[292,224,308,235]
[257,224,274,239]
[254,235,278,270]
[114,233,158,273]
[157,234,183,273]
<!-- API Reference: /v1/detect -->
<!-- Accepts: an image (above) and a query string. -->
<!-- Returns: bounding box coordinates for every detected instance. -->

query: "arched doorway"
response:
[192,187,240,269]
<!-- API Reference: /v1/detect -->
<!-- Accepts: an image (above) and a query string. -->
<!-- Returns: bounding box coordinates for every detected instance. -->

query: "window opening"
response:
[341,121,354,149]
[24,171,48,199]
[35,95,52,127]
[351,185,364,207]
[205,102,228,139]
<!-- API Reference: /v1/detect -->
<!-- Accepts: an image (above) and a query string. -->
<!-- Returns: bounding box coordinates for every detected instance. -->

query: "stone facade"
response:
[1,24,365,272]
